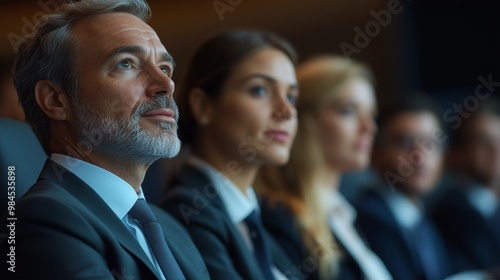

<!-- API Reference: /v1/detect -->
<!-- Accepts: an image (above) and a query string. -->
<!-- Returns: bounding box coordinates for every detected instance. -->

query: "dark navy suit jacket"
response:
[432,188,500,272]
[161,165,303,280]
[355,189,451,280]
[0,160,209,280]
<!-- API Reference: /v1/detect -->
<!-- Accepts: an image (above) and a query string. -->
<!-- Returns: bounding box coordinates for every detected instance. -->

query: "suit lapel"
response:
[38,160,162,279]
[177,165,266,279]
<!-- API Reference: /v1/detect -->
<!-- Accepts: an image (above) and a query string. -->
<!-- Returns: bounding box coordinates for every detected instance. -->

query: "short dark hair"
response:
[375,92,443,145]
[13,0,151,154]
[177,29,298,146]
[450,97,500,147]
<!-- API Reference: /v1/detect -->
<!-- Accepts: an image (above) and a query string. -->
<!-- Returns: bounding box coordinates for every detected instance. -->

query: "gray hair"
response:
[13,0,151,154]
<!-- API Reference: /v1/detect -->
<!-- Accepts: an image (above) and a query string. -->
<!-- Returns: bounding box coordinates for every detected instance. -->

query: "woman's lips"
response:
[265,130,290,143]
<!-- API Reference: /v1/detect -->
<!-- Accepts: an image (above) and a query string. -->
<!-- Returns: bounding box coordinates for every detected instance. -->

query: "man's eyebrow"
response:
[160,51,176,68]
[106,45,176,67]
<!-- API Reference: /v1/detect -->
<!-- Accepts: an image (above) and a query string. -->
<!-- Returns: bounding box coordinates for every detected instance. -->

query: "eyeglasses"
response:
[382,134,445,152]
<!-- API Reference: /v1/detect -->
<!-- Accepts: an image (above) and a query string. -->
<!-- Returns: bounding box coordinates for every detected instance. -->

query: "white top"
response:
[51,153,166,280]
[188,156,288,280]
[381,189,424,231]
[466,185,499,219]
[325,189,393,280]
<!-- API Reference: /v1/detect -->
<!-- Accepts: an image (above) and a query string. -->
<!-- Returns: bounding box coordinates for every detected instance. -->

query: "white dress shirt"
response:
[188,156,288,280]
[324,188,393,280]
[51,154,166,280]
[381,189,424,231]
[466,185,499,219]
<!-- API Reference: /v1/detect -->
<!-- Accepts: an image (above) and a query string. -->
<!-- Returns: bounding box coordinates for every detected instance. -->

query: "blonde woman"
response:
[256,56,392,280]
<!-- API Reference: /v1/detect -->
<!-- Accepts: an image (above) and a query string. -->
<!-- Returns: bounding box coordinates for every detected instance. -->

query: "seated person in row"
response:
[256,56,392,280]
[432,98,500,274]
[0,0,208,278]
[355,94,451,280]
[161,30,302,279]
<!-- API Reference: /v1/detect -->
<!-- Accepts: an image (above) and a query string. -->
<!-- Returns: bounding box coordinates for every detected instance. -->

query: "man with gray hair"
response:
[0,0,209,279]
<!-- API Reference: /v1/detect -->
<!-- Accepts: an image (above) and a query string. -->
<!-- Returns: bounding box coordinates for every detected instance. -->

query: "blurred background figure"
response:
[432,98,500,275]
[257,56,391,280]
[0,58,24,121]
[0,58,46,212]
[162,30,301,279]
[355,94,451,280]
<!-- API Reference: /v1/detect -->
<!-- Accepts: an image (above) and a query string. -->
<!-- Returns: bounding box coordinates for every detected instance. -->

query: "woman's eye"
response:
[249,86,267,97]
[117,60,132,70]
[336,106,355,116]
[287,94,297,106]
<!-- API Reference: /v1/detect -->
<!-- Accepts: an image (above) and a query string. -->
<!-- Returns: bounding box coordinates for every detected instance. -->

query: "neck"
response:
[51,139,147,193]
[193,144,258,196]
[318,167,341,191]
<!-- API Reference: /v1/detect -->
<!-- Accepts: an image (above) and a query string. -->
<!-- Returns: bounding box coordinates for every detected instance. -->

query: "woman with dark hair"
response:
[161,30,299,279]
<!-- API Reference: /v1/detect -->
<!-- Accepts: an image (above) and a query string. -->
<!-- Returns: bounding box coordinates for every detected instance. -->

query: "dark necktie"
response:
[244,210,275,280]
[129,198,185,280]
[413,218,441,280]
[489,205,500,236]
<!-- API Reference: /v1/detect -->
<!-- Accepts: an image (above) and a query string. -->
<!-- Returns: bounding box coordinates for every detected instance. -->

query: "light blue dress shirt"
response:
[51,153,166,280]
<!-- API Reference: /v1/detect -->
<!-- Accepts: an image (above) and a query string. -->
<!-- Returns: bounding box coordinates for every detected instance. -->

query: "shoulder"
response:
[160,166,232,244]
[354,189,388,217]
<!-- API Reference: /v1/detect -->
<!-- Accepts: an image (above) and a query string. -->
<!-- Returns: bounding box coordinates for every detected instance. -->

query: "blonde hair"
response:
[256,55,374,279]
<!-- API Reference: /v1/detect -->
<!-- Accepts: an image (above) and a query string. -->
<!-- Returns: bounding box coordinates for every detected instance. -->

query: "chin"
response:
[341,156,370,172]
[404,179,436,195]
[258,151,290,166]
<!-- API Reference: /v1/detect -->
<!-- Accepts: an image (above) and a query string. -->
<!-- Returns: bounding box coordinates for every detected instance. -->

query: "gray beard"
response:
[72,95,181,165]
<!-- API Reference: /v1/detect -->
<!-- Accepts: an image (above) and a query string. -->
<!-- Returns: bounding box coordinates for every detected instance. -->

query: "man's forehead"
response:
[72,12,166,57]
[72,12,158,41]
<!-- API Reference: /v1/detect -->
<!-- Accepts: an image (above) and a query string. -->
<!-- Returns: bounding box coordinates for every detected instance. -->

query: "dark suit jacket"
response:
[432,188,500,272]
[355,190,450,280]
[161,165,303,280]
[0,160,209,280]
[259,199,320,280]
[259,197,366,280]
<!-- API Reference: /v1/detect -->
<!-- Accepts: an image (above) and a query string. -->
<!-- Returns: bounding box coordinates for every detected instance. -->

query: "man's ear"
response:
[34,80,71,121]
[189,88,213,126]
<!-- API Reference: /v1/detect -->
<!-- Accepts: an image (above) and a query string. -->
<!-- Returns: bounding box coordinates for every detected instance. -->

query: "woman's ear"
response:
[189,88,213,126]
[34,80,71,121]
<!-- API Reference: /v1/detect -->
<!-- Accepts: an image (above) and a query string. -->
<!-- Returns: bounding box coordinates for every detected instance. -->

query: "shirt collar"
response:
[379,188,424,230]
[51,153,141,220]
[466,184,499,219]
[324,188,357,224]
[187,156,257,224]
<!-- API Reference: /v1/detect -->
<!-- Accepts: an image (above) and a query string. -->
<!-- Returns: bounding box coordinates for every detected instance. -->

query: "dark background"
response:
[1,0,499,116]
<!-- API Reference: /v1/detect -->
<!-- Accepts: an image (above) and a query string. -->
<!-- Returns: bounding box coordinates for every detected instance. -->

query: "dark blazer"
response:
[259,199,320,280]
[432,188,500,272]
[0,160,209,280]
[161,165,302,280]
[259,197,365,280]
[355,189,450,280]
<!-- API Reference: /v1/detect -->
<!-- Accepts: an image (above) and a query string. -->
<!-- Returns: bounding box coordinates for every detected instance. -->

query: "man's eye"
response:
[117,60,132,69]
[160,66,172,76]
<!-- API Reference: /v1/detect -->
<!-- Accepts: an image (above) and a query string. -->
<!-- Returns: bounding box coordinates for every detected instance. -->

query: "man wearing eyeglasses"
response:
[354,94,451,280]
